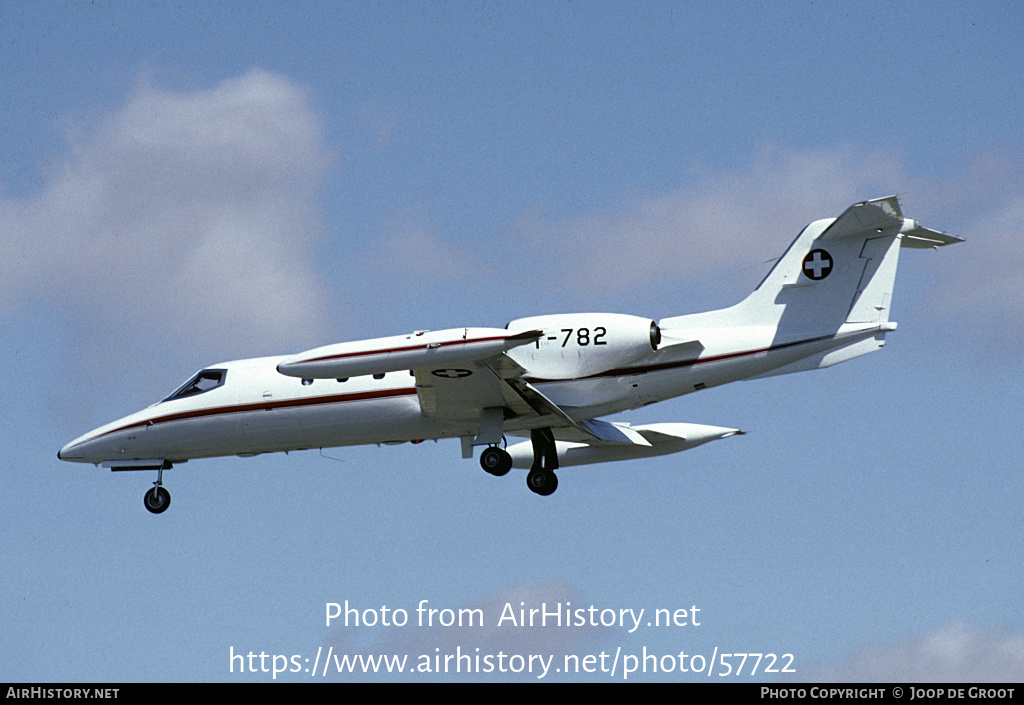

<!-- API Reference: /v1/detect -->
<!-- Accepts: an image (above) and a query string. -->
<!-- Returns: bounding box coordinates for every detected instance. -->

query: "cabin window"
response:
[373,373,385,380]
[163,369,227,402]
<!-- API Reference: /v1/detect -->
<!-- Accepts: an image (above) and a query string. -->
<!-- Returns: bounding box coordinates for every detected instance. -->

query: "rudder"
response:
[725,196,957,337]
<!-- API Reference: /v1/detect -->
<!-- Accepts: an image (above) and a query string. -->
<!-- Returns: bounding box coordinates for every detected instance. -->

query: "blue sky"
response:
[2,1,1022,682]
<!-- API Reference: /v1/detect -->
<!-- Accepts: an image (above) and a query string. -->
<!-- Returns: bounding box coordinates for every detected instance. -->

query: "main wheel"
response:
[526,468,558,496]
[479,447,513,476]
[144,486,171,514]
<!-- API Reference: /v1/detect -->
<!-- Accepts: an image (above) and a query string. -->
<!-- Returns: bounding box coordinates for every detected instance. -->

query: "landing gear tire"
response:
[480,446,513,476]
[526,468,558,496]
[144,486,171,514]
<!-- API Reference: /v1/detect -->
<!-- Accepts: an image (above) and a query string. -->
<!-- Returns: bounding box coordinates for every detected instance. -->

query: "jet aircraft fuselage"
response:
[58,197,962,512]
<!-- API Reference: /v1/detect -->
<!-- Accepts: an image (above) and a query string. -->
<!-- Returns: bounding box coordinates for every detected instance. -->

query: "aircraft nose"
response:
[58,440,82,462]
[58,434,99,464]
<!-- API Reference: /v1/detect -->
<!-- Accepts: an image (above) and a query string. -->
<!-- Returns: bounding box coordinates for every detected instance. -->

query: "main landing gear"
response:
[526,428,558,496]
[479,445,513,476]
[143,464,171,514]
[479,428,559,496]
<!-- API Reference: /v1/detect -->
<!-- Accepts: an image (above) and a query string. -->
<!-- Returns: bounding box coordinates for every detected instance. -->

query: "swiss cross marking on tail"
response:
[802,249,833,280]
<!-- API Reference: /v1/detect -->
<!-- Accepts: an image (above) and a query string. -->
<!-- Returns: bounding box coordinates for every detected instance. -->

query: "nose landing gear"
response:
[143,463,172,514]
[144,485,171,513]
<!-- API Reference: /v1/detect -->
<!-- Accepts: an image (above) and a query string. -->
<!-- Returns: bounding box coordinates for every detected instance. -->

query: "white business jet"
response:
[59,196,961,513]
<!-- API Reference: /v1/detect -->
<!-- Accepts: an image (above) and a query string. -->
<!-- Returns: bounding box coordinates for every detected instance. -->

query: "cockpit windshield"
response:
[163,369,227,403]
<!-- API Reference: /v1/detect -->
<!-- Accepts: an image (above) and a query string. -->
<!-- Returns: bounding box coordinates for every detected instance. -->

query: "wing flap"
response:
[501,377,594,435]
[414,362,511,421]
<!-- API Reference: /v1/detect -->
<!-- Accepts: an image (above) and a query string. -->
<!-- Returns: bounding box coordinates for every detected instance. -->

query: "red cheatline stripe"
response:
[92,387,419,440]
[525,333,836,382]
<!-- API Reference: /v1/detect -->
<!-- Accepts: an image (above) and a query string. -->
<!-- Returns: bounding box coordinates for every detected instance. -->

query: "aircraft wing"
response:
[277,327,542,380]
[278,326,652,446]
[279,327,588,438]
[415,353,609,443]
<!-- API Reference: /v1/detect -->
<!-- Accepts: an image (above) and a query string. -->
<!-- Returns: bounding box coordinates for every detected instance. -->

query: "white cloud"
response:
[357,100,399,149]
[12,73,1021,373]
[933,190,1024,357]
[360,207,485,292]
[793,621,1024,682]
[501,144,912,298]
[484,144,1024,354]
[345,144,921,326]
[0,69,333,363]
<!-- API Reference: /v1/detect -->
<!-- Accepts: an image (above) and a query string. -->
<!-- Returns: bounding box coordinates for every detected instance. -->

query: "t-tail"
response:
[659,196,963,377]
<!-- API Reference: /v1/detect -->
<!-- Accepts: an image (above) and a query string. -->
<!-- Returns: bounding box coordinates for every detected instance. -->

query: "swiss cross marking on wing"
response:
[431,369,473,379]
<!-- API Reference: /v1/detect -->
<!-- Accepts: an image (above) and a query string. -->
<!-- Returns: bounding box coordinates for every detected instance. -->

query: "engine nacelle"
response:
[505,313,661,380]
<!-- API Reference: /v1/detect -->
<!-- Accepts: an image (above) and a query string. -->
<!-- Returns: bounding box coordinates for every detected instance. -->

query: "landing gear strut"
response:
[526,428,558,496]
[143,465,171,514]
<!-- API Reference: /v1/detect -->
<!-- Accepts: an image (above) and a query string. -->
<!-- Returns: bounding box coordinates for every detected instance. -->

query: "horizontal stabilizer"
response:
[899,220,965,248]
[819,196,904,241]
[818,196,962,248]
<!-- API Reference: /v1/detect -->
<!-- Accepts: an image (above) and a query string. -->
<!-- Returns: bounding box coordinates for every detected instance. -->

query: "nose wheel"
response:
[143,465,171,514]
[144,485,171,513]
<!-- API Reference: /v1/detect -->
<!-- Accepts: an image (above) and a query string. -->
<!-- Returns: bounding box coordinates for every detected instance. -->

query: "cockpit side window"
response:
[163,369,227,402]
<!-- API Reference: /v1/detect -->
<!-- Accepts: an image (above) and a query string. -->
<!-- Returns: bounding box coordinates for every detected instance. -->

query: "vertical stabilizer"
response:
[659,196,962,376]
[668,197,961,335]
[734,197,906,333]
